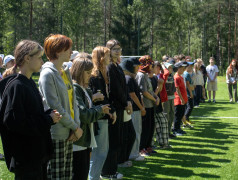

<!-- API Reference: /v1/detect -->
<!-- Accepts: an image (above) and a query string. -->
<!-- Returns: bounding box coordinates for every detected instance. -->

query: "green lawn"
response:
[1,76,238,179]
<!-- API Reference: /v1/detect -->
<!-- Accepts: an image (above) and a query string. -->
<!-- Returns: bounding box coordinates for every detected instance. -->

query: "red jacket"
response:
[159,69,169,102]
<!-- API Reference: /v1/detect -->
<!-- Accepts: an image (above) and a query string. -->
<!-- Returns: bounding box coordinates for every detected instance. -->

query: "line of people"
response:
[0,34,238,180]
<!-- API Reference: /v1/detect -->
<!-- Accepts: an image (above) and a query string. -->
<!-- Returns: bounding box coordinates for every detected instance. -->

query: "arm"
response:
[39,71,78,131]
[74,85,104,124]
[129,92,144,111]
[186,81,193,99]
[176,87,185,105]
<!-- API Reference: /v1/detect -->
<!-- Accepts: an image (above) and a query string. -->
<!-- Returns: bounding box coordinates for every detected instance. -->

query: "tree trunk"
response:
[149,5,154,58]
[103,0,107,45]
[217,3,221,68]
[228,0,231,64]
[29,0,33,39]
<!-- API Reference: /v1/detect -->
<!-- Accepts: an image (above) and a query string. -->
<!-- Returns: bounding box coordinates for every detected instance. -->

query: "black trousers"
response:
[194,85,202,106]
[173,105,186,131]
[185,98,194,121]
[102,108,124,175]
[73,148,91,180]
[14,162,47,180]
[118,120,136,164]
[140,107,155,150]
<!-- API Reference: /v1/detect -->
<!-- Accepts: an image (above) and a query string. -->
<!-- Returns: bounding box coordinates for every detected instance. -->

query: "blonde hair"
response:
[3,40,43,78]
[91,46,110,83]
[70,53,93,86]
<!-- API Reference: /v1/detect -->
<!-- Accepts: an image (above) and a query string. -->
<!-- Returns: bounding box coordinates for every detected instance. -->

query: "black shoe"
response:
[178,129,186,134]
[169,133,176,138]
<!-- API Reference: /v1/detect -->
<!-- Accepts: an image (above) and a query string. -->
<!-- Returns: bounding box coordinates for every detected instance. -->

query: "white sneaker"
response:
[230,99,233,102]
[134,155,145,161]
[101,172,123,179]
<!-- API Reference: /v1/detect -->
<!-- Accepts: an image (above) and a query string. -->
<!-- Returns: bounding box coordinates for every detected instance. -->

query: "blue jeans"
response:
[129,110,142,159]
[89,120,109,180]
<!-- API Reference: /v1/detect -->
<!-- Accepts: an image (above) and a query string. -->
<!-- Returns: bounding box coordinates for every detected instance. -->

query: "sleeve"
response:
[39,71,78,131]
[137,74,147,93]
[127,77,135,93]
[163,69,170,82]
[215,65,219,72]
[74,86,103,124]
[3,84,53,136]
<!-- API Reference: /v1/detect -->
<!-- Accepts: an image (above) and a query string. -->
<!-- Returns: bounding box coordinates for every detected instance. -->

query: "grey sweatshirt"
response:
[39,62,80,140]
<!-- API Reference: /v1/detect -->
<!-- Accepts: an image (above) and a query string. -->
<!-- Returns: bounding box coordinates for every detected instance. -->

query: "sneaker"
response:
[118,161,132,168]
[146,147,157,154]
[101,172,123,179]
[194,105,199,108]
[230,99,233,102]
[169,133,176,138]
[134,155,145,161]
[173,131,183,136]
[140,149,150,157]
[207,100,211,103]
[178,129,186,134]
[213,99,216,103]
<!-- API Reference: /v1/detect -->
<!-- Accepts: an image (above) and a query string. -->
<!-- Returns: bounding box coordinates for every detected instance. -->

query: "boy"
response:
[206,57,219,103]
[173,61,188,136]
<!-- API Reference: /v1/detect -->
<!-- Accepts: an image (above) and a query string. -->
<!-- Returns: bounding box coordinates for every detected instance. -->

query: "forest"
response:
[0,0,238,72]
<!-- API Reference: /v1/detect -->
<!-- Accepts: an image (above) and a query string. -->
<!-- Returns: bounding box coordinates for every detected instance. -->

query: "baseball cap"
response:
[3,55,15,66]
[174,61,188,68]
[70,51,79,61]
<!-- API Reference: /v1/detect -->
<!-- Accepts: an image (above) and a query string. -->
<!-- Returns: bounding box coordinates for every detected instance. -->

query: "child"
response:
[194,63,204,107]
[206,57,219,103]
[70,54,111,180]
[173,61,188,136]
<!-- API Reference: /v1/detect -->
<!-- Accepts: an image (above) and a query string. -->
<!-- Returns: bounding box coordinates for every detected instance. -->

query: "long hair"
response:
[227,59,238,75]
[3,40,43,78]
[91,46,110,83]
[70,53,93,86]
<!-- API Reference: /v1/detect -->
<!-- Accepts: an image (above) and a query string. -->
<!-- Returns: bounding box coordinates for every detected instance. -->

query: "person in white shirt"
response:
[206,57,219,103]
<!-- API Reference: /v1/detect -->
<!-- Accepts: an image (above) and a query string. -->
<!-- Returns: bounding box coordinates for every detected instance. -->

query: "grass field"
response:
[1,76,238,180]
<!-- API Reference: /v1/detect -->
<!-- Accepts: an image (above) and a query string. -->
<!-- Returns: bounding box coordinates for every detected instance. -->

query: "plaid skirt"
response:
[47,140,73,180]
[154,112,169,146]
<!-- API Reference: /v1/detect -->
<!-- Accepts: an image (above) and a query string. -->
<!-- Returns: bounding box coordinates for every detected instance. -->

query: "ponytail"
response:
[2,65,18,78]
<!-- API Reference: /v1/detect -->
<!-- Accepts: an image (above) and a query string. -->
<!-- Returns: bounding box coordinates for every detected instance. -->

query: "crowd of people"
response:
[0,34,238,180]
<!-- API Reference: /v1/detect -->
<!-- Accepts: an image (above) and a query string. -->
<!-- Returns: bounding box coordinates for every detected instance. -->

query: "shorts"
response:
[207,81,217,91]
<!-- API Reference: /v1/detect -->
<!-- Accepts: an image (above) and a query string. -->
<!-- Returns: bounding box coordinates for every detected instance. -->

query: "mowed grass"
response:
[1,76,238,179]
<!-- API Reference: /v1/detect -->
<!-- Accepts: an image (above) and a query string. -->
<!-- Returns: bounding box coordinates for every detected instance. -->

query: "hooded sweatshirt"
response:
[39,62,80,140]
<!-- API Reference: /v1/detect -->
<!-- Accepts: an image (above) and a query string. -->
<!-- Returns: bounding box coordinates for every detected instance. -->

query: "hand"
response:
[125,102,133,115]
[101,104,111,115]
[190,94,194,99]
[141,108,146,116]
[181,98,185,105]
[93,92,104,102]
[68,132,78,142]
[155,97,160,106]
[111,112,117,125]
[74,127,83,140]
[50,110,62,123]
[233,81,237,84]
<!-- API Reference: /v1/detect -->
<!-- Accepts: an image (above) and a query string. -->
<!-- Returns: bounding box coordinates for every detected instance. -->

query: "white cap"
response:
[70,51,79,61]
[3,55,15,66]
[0,54,4,60]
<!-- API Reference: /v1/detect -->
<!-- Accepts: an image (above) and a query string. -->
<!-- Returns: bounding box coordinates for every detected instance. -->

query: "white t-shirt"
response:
[206,65,219,82]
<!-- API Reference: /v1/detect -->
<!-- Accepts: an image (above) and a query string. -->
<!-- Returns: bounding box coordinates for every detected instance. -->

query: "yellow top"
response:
[61,69,74,120]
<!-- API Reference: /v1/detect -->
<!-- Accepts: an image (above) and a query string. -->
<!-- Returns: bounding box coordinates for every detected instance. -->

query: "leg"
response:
[234,84,237,102]
[89,120,109,180]
[228,84,233,101]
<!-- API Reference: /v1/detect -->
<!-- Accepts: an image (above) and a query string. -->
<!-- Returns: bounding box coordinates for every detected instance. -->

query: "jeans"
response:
[163,99,175,133]
[228,83,237,101]
[194,85,202,106]
[185,98,194,120]
[140,107,154,150]
[130,111,142,159]
[173,105,186,131]
[89,120,109,180]
[102,109,124,175]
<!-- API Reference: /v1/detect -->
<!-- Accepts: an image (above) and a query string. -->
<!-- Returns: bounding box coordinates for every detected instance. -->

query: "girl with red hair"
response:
[226,59,238,103]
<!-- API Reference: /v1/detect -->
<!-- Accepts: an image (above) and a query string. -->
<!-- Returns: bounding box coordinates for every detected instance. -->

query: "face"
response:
[232,61,236,66]
[209,59,214,65]
[134,65,139,73]
[6,60,15,69]
[154,65,161,74]
[104,52,110,65]
[186,65,193,72]
[57,47,72,62]
[168,66,173,74]
[28,51,44,73]
[110,45,121,62]
[84,70,92,85]
[178,66,186,74]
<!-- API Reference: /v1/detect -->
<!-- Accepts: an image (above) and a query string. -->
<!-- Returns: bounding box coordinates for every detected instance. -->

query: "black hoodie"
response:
[0,74,54,172]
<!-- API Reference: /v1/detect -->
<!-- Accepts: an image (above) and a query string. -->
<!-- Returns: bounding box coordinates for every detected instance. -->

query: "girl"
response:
[136,55,160,156]
[89,46,116,180]
[0,40,61,180]
[39,34,83,180]
[70,53,111,180]
[149,61,171,149]
[193,63,204,107]
[101,39,132,179]
[226,59,238,103]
